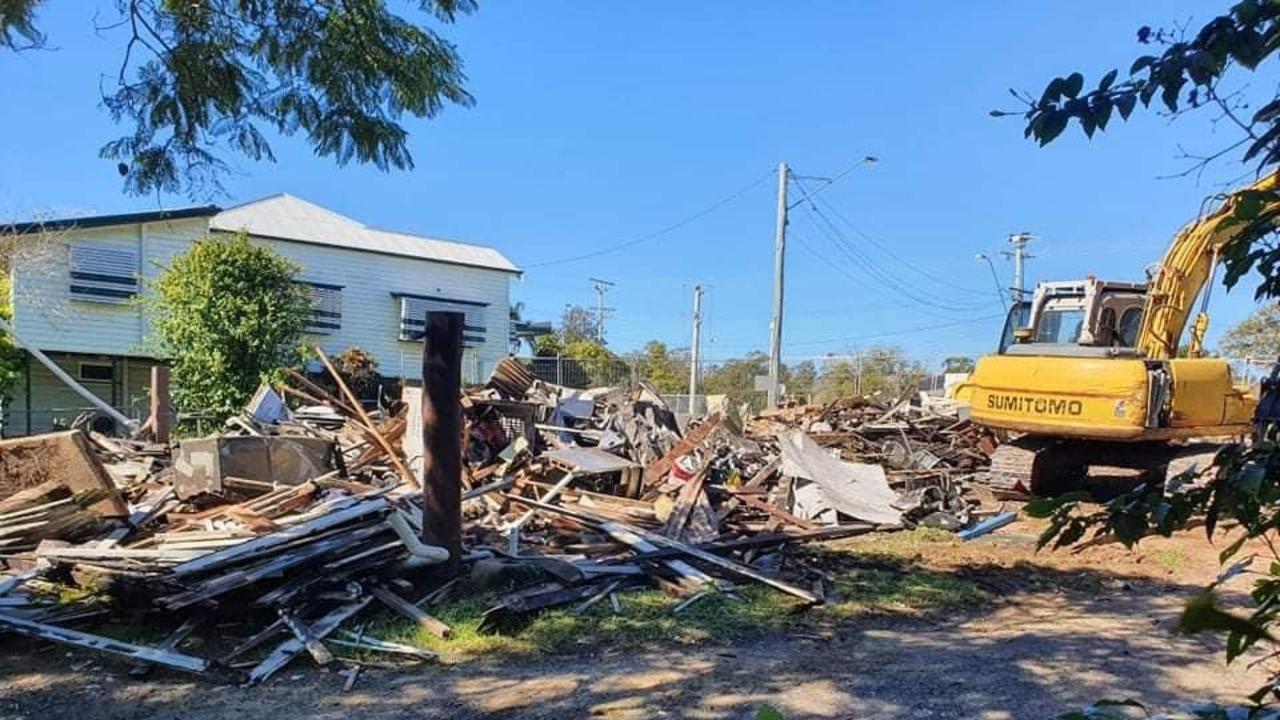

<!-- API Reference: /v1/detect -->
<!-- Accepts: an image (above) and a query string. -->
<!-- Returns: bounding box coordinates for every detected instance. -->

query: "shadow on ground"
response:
[0,549,1264,720]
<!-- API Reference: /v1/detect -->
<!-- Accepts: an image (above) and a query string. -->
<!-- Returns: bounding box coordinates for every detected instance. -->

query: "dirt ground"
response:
[0,518,1270,720]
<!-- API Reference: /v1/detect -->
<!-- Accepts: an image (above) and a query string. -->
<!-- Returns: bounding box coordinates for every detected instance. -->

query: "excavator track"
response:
[987,437,1228,497]
[986,436,1054,495]
[986,436,1089,496]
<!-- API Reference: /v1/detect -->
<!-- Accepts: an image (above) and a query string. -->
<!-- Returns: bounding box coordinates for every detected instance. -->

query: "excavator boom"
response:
[1136,173,1280,359]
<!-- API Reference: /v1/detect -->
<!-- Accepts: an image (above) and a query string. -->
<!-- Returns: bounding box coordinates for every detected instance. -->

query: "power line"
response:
[796,205,993,314]
[791,178,992,312]
[782,313,1005,347]
[522,168,776,268]
[807,190,992,297]
[696,311,1003,353]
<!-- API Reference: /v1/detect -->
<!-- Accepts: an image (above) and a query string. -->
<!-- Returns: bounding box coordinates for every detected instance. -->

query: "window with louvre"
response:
[392,293,487,347]
[69,243,140,303]
[304,282,343,335]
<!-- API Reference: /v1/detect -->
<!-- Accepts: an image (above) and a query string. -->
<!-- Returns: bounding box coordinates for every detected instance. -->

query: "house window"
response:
[392,292,487,348]
[304,282,343,335]
[78,362,114,383]
[69,243,140,304]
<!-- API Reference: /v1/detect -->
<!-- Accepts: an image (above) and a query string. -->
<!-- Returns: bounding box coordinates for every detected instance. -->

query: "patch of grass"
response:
[854,527,960,557]
[825,566,987,619]
[367,548,988,661]
[1147,548,1187,573]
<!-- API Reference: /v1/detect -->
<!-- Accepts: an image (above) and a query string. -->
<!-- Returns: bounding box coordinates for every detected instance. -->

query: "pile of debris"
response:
[0,356,1005,685]
[746,395,1001,528]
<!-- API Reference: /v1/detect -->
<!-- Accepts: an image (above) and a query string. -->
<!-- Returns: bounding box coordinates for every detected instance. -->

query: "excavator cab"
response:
[1004,278,1147,356]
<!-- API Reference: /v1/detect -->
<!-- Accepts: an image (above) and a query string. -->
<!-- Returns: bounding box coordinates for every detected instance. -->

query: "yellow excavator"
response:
[956,174,1280,494]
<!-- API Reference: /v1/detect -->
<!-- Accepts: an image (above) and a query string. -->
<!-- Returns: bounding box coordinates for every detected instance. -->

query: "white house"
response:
[1,194,519,436]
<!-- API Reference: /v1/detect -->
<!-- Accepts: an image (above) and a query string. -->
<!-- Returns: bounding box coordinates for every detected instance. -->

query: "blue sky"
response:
[0,1,1266,367]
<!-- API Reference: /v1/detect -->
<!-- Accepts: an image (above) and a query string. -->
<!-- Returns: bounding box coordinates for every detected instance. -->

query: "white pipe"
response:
[386,511,450,563]
[0,317,138,431]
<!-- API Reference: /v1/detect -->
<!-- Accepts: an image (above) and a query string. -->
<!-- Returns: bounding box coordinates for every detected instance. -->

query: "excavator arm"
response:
[1136,172,1280,359]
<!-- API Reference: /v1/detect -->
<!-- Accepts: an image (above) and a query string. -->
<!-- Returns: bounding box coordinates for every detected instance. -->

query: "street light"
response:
[976,253,1008,312]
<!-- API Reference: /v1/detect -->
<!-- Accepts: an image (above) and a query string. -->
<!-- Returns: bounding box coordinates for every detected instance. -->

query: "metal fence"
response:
[1229,358,1276,385]
[519,356,637,389]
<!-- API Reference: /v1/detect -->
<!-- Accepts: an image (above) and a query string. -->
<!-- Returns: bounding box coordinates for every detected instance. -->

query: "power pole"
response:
[767,162,788,407]
[589,277,614,342]
[1003,232,1034,304]
[688,284,703,414]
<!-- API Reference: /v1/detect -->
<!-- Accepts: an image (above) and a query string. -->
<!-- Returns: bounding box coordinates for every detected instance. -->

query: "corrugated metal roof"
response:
[210,194,520,274]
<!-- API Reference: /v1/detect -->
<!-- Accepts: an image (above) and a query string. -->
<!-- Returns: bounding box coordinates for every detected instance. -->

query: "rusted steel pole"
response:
[420,311,464,574]
[149,365,171,444]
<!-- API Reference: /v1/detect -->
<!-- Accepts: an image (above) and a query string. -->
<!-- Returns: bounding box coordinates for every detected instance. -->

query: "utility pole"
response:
[688,284,703,414]
[767,162,788,407]
[1003,232,1034,304]
[589,277,614,342]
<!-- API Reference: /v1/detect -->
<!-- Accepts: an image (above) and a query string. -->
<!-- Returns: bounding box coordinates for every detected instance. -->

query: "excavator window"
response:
[1117,307,1143,347]
[997,300,1031,353]
[1035,309,1085,344]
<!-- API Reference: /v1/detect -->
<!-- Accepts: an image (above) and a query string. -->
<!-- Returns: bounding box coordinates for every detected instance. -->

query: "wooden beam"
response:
[642,413,721,490]
[313,349,418,489]
[0,611,208,674]
[247,598,370,685]
[371,584,451,639]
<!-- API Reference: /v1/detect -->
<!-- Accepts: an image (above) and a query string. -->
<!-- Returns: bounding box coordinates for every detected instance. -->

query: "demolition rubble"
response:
[0,356,1003,684]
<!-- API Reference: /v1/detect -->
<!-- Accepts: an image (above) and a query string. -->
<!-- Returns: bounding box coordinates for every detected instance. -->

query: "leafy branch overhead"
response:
[1006,1,1280,157]
[0,0,476,198]
[1000,1,1280,301]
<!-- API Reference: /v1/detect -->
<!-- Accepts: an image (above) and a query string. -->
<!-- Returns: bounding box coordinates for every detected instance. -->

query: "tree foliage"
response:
[560,305,601,344]
[702,352,769,410]
[1221,302,1280,359]
[631,341,688,395]
[147,233,312,421]
[0,271,22,404]
[814,346,923,401]
[787,360,818,399]
[1006,0,1280,300]
[532,305,610,358]
[0,0,475,198]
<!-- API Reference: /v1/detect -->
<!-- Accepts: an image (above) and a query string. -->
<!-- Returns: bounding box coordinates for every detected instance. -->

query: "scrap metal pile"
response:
[0,357,1003,684]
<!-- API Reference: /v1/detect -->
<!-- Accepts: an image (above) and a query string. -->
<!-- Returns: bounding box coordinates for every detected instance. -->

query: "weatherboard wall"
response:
[8,219,511,385]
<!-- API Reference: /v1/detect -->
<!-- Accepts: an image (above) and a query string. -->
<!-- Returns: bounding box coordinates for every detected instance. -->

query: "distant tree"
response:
[1003,1,1280,300]
[633,341,688,394]
[1221,302,1280,359]
[702,352,769,409]
[560,305,601,344]
[785,359,818,400]
[531,306,606,357]
[943,356,976,373]
[532,333,563,358]
[148,233,312,421]
[562,338,613,362]
[816,346,923,401]
[0,0,475,198]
